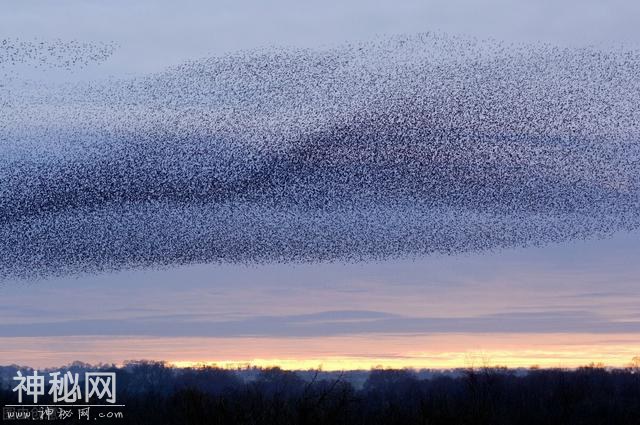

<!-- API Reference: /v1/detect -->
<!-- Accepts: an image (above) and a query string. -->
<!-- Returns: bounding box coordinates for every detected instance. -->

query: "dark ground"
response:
[1,362,639,424]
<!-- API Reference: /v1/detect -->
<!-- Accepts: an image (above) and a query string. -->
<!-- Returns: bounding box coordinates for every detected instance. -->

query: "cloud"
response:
[0,310,638,338]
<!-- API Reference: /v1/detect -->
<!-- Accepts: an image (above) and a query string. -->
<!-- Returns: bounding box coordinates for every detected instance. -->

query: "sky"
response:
[1,0,639,369]
[1,231,640,368]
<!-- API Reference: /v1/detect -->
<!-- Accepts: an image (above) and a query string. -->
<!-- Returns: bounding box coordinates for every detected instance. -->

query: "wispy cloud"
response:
[1,310,638,338]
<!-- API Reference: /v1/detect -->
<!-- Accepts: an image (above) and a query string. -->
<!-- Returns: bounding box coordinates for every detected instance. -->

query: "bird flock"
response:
[0,38,116,69]
[1,33,639,280]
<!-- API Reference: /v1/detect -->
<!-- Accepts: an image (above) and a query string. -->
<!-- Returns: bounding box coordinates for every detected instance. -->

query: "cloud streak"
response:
[1,310,638,338]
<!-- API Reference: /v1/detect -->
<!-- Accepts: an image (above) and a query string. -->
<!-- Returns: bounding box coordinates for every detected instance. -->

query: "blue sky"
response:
[1,0,639,368]
[1,230,639,367]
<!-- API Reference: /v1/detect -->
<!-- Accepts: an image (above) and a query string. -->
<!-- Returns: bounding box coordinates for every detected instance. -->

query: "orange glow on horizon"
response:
[2,333,639,370]
[167,349,640,371]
